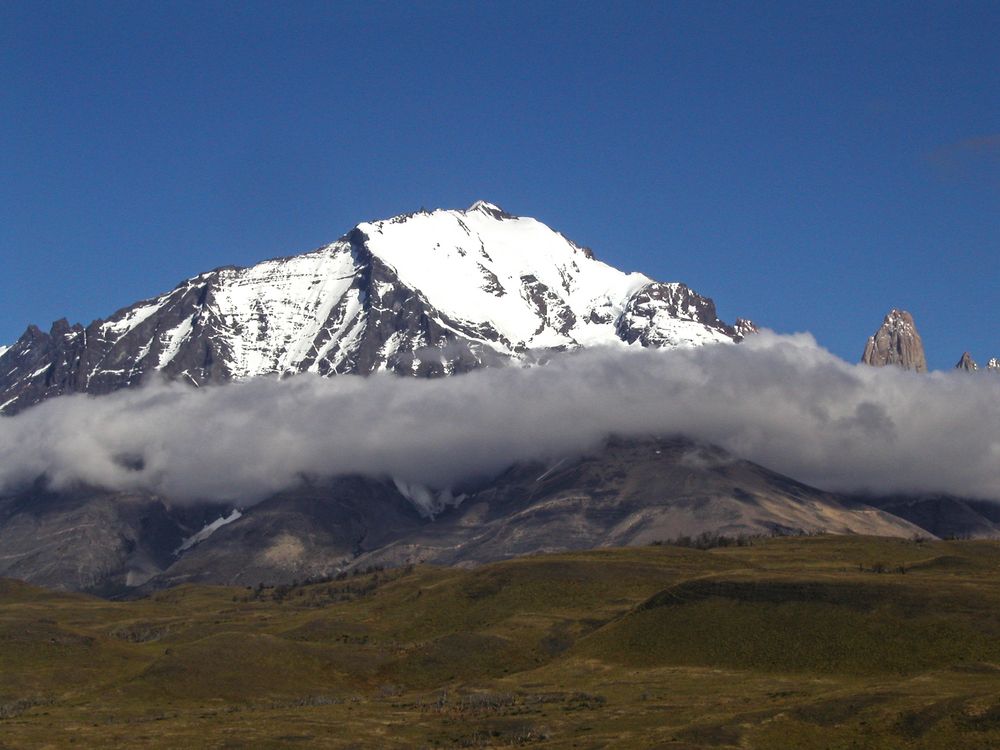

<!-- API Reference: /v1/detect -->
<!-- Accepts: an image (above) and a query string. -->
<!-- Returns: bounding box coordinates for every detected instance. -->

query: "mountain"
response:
[0,205,985,597]
[0,437,926,593]
[342,437,927,575]
[865,494,1000,539]
[0,201,749,414]
[955,351,978,371]
[989,358,1000,372]
[860,309,928,373]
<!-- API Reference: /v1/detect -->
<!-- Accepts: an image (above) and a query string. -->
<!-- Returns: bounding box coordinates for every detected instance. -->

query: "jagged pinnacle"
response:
[860,309,927,373]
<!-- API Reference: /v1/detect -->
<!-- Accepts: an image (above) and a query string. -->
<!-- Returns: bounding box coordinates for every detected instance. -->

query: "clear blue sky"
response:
[2,1,998,370]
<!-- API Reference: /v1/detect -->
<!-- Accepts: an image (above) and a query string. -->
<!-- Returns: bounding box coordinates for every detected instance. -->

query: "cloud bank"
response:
[1,332,999,506]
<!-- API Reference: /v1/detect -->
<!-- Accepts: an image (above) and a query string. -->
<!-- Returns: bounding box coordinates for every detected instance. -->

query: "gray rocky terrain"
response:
[0,437,928,594]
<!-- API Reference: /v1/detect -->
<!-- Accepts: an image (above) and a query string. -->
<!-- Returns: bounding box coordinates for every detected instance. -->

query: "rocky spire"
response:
[955,351,978,372]
[860,309,928,373]
[988,358,1000,373]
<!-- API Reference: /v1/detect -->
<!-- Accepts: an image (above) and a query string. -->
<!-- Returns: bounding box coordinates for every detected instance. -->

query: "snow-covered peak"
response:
[0,202,747,412]
[468,199,501,211]
[358,204,653,349]
[465,200,510,218]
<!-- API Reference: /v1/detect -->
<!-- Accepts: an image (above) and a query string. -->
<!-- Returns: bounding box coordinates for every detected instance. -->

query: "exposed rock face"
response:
[955,352,979,371]
[860,309,928,373]
[988,358,1000,373]
[150,478,426,590]
[0,202,749,414]
[0,438,927,593]
[0,484,222,593]
[614,282,737,347]
[347,438,928,573]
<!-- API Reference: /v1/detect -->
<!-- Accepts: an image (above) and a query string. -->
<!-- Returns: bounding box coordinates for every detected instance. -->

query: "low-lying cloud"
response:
[1,332,999,507]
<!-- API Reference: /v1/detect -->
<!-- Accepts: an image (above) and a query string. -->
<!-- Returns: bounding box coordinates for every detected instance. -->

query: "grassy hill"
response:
[2,536,1000,748]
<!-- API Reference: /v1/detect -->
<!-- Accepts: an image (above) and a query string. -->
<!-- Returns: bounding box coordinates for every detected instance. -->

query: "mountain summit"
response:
[0,203,750,414]
[955,352,978,371]
[860,309,928,373]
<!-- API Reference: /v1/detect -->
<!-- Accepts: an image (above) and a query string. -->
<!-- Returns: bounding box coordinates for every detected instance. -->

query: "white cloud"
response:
[1,332,998,507]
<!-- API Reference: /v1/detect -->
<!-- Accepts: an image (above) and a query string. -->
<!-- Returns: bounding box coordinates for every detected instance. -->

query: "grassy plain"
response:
[2,536,1000,748]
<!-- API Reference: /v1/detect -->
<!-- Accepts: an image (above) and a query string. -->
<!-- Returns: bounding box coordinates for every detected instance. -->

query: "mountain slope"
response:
[0,437,925,593]
[151,437,925,591]
[0,202,748,414]
[346,437,927,572]
[0,484,222,592]
[865,494,1000,539]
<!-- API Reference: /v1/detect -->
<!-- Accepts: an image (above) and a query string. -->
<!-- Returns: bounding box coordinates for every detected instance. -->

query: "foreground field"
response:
[2,536,1000,748]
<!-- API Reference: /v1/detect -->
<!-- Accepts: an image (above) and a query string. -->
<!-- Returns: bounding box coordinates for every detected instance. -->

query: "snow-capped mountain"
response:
[0,201,750,414]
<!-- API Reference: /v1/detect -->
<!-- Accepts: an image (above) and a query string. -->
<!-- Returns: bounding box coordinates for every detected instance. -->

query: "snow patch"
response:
[156,315,195,368]
[175,509,243,553]
[393,478,465,518]
[208,242,361,378]
[101,297,168,338]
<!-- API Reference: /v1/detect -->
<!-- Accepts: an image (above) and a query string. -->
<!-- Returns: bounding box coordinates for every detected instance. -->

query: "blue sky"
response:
[2,1,997,370]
